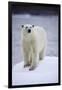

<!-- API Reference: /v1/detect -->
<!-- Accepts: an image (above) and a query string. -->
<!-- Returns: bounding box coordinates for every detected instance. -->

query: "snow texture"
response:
[12,56,58,85]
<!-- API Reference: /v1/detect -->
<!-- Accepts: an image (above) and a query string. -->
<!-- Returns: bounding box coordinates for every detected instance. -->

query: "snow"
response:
[12,56,58,85]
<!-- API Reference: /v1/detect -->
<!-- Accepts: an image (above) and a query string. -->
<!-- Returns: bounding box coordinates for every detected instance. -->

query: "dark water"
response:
[12,14,58,66]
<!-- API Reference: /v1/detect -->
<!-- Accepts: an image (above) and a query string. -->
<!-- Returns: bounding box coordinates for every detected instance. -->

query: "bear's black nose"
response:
[28,29,31,33]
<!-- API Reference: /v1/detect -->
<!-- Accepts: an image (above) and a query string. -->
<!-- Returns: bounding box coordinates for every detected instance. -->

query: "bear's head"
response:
[21,24,34,35]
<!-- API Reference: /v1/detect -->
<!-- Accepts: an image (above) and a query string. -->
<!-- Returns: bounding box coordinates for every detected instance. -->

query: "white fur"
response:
[21,24,47,70]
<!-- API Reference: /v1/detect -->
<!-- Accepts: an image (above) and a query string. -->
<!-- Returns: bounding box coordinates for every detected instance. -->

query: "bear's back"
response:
[33,26,46,52]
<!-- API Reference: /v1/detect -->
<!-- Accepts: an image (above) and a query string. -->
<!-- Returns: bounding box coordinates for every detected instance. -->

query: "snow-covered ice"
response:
[12,56,58,85]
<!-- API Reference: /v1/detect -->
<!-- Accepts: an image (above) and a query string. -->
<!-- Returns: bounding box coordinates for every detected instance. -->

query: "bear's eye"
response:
[26,26,28,29]
[30,26,32,28]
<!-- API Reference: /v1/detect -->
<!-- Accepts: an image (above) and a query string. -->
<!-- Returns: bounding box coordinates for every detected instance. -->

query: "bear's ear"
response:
[21,25,24,28]
[32,25,34,27]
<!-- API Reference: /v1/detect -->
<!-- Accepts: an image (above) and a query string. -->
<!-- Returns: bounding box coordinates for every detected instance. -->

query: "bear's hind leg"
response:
[39,48,45,60]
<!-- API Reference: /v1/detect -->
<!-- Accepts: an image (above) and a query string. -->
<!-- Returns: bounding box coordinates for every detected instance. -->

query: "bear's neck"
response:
[23,32,35,44]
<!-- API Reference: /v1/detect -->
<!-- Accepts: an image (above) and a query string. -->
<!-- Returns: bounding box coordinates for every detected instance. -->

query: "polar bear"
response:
[21,24,46,70]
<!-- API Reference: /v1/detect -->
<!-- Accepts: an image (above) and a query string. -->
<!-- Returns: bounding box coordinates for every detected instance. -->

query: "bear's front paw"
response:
[24,64,30,68]
[29,66,36,71]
